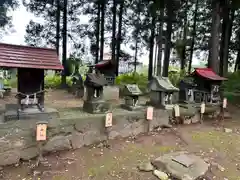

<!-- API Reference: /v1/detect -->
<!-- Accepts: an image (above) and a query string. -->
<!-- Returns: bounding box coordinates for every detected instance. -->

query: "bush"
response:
[44,75,72,89]
[115,73,148,92]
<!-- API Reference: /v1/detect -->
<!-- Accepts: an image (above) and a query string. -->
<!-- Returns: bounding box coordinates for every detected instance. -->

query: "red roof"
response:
[95,60,111,68]
[0,43,63,70]
[192,68,227,81]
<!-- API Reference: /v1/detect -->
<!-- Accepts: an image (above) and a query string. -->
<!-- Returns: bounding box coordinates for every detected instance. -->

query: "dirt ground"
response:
[1,90,240,180]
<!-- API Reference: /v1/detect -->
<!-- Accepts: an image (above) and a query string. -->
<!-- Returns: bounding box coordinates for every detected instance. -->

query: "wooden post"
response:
[221,97,227,126]
[36,121,48,166]
[105,111,113,142]
[146,106,153,132]
[200,102,205,124]
[174,104,180,125]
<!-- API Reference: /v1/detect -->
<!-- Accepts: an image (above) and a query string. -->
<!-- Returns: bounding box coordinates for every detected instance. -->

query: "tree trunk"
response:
[61,0,67,87]
[234,29,240,71]
[148,11,156,81]
[154,38,158,75]
[223,8,235,75]
[111,0,117,72]
[115,1,124,76]
[208,0,221,74]
[235,50,240,72]
[162,0,173,77]
[99,0,106,61]
[134,39,138,73]
[156,8,164,76]
[188,0,198,73]
[56,0,60,56]
[95,1,101,64]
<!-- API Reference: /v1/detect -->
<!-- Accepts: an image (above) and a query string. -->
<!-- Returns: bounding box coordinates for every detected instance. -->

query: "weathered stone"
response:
[191,114,200,124]
[74,120,91,133]
[108,131,120,140]
[132,122,146,136]
[152,151,209,180]
[83,131,106,146]
[0,150,20,166]
[138,162,154,172]
[43,136,71,152]
[118,124,133,138]
[69,132,84,149]
[224,128,232,133]
[20,147,39,160]
[0,138,12,153]
[153,170,168,180]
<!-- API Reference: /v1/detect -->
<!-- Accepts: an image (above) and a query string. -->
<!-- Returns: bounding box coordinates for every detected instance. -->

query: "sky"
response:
[1,2,200,67]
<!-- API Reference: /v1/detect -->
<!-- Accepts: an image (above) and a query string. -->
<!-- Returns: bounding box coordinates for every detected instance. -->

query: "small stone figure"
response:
[83,68,109,114]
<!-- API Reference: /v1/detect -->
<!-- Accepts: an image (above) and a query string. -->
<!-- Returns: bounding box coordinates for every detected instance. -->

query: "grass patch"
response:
[85,144,178,178]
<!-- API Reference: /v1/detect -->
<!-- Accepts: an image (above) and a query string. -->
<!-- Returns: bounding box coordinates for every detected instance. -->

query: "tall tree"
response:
[156,0,164,76]
[95,0,101,63]
[115,0,124,76]
[188,0,199,73]
[99,0,106,61]
[56,0,61,55]
[162,0,174,77]
[208,0,221,73]
[148,0,156,80]
[111,0,117,70]
[61,0,68,86]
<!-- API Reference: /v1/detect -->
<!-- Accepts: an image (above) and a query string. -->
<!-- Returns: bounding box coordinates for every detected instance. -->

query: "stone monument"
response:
[83,69,110,114]
[147,76,179,109]
[121,84,143,111]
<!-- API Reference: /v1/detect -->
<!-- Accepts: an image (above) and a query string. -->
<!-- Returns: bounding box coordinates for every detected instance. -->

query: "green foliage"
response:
[115,73,148,92]
[44,75,72,88]
[168,69,186,86]
[222,71,240,93]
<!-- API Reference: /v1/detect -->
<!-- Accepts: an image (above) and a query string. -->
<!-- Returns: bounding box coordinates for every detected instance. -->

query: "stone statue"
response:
[83,68,109,113]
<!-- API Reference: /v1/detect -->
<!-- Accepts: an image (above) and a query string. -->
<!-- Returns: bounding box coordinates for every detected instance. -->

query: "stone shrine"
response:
[83,69,110,114]
[121,84,143,111]
[147,76,179,109]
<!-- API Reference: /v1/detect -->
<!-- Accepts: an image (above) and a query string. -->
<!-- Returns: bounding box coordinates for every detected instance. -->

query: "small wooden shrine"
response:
[121,84,143,111]
[83,68,109,114]
[147,76,179,109]
[91,53,116,85]
[179,68,227,104]
[0,43,63,120]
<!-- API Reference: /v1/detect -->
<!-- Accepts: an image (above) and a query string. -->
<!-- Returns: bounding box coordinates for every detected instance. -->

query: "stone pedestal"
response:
[83,100,110,114]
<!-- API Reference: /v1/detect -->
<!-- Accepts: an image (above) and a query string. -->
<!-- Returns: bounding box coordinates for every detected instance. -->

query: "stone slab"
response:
[4,107,59,121]
[152,151,209,180]
[172,154,195,168]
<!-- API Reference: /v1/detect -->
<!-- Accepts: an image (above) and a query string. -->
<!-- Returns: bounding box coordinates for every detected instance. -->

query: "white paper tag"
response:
[200,103,205,114]
[105,112,113,127]
[174,105,180,117]
[223,98,227,108]
[146,106,153,120]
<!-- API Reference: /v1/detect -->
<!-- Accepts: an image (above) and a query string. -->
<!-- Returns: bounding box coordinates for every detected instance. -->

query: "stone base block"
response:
[83,100,110,114]
[121,104,144,111]
[4,106,59,121]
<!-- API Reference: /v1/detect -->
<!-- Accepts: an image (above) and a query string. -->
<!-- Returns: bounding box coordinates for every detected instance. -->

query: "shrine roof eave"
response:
[191,68,227,81]
[0,43,63,70]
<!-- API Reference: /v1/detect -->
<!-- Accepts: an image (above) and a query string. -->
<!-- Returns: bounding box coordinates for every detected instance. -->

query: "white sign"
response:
[174,105,180,117]
[223,98,227,108]
[36,124,47,141]
[105,112,113,127]
[146,106,153,120]
[200,103,205,114]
